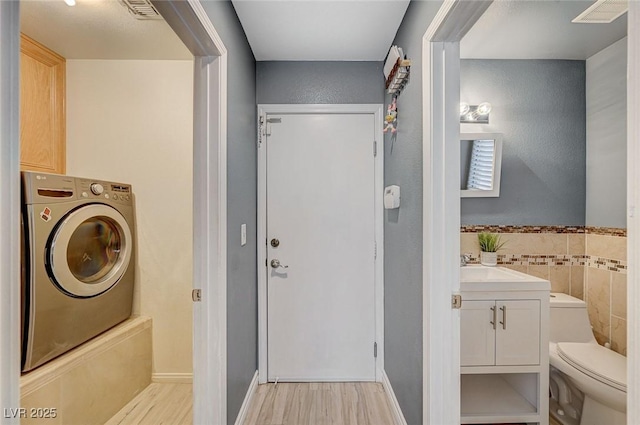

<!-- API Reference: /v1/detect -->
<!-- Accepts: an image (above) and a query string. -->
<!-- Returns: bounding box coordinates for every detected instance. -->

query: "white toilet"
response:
[549,292,626,425]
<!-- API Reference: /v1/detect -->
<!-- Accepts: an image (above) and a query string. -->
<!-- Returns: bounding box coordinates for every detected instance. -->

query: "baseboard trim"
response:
[234,371,259,425]
[151,373,193,384]
[382,370,408,425]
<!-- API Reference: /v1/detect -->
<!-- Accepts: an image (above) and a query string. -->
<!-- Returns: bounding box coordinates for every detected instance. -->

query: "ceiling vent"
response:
[572,0,628,24]
[119,0,162,20]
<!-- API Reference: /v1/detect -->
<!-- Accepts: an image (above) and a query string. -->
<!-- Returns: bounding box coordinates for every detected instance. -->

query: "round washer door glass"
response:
[49,204,132,297]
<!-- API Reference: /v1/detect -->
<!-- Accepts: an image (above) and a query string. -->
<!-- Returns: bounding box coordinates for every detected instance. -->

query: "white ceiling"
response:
[20,0,192,60]
[461,1,627,60]
[231,0,410,61]
[21,0,624,63]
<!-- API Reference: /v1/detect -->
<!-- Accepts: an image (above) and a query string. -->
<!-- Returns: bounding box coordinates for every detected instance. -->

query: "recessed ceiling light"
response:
[64,0,76,6]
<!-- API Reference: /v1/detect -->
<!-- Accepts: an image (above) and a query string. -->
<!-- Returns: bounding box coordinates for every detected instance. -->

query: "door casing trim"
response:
[421,1,493,424]
[256,103,384,384]
[0,1,21,414]
[0,0,229,422]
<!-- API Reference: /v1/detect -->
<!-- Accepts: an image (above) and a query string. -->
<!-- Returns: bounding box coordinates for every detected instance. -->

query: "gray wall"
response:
[460,60,586,226]
[383,2,442,424]
[200,2,257,423]
[256,61,384,104]
[586,37,627,228]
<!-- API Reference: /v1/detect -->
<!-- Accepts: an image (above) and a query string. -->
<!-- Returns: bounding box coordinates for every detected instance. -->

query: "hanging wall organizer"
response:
[384,45,411,96]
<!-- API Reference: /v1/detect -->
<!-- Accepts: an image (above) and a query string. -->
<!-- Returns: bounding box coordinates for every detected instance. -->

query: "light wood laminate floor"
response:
[106,382,395,425]
[105,383,192,425]
[245,382,395,425]
[107,382,558,425]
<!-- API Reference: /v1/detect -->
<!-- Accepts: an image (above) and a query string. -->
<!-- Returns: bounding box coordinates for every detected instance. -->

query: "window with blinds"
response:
[466,139,496,191]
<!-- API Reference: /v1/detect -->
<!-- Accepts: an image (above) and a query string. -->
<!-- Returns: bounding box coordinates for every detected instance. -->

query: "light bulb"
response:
[477,102,492,116]
[460,102,470,116]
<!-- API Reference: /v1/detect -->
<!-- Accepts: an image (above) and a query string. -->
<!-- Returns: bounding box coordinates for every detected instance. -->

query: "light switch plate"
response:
[241,224,247,246]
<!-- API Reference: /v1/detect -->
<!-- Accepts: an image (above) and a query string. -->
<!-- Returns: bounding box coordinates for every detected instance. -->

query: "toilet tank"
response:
[549,293,597,343]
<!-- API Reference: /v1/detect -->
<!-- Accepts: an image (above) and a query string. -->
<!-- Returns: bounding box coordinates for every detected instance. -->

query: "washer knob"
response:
[90,183,104,195]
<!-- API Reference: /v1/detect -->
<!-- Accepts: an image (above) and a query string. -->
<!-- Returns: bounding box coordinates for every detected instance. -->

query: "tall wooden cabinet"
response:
[20,34,66,175]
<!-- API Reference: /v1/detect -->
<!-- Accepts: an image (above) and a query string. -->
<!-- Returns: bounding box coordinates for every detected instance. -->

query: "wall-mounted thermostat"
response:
[384,185,400,209]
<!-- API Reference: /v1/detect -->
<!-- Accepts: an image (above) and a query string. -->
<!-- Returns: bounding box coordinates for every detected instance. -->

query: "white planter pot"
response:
[480,251,498,266]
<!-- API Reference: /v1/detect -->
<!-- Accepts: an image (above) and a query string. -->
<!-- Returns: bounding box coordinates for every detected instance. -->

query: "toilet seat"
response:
[557,342,626,392]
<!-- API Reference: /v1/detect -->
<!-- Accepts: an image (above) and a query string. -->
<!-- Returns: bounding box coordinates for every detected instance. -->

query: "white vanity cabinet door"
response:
[461,300,496,366]
[495,300,540,366]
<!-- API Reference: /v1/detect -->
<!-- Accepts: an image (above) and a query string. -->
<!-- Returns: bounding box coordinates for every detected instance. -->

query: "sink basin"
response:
[460,265,550,291]
[461,266,525,282]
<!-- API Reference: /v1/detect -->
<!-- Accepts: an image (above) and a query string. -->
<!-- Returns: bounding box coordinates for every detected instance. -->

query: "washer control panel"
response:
[77,179,133,205]
[22,172,134,206]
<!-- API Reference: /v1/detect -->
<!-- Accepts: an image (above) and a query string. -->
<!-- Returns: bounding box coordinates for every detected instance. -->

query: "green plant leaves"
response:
[477,232,506,253]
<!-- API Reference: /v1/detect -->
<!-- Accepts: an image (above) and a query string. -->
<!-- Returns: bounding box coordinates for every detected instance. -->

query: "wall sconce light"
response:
[460,102,491,124]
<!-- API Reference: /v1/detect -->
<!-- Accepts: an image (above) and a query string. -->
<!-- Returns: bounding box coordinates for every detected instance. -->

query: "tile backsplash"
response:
[461,225,627,356]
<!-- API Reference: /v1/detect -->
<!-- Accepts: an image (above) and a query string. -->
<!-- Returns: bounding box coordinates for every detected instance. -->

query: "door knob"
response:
[270,259,288,269]
[270,238,280,248]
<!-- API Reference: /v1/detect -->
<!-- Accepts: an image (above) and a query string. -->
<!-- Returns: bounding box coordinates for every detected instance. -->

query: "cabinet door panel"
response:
[495,300,540,366]
[20,34,65,175]
[461,300,495,366]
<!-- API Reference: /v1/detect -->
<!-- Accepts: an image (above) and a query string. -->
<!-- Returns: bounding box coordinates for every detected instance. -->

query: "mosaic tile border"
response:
[464,254,626,273]
[461,225,584,234]
[461,225,626,237]
[585,226,627,237]
[587,256,627,273]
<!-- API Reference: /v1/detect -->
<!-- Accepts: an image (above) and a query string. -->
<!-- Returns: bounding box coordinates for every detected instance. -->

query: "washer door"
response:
[47,204,133,298]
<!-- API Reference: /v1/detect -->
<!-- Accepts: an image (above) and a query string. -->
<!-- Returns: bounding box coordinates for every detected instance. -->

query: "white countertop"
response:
[460,265,550,292]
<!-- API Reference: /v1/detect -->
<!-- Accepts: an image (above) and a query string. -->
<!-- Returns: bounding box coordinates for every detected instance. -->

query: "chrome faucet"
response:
[460,253,472,266]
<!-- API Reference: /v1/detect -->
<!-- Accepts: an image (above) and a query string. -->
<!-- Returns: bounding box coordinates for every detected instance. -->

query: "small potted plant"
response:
[477,232,505,266]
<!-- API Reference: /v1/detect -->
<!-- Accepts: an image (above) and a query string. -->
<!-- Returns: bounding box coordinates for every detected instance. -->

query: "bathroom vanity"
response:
[460,266,550,425]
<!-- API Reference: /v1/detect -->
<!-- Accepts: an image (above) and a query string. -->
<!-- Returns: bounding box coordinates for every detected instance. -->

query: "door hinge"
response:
[373,140,377,157]
[374,342,378,358]
[452,294,462,309]
[192,289,202,302]
[258,116,265,148]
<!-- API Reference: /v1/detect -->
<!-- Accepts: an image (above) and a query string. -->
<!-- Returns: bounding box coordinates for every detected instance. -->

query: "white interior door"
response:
[266,112,376,382]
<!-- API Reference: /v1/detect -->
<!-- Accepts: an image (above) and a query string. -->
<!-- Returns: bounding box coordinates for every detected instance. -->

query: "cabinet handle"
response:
[490,306,496,329]
[500,305,507,330]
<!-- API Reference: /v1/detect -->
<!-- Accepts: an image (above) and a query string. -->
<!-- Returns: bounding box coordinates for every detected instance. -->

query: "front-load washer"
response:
[21,171,136,372]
